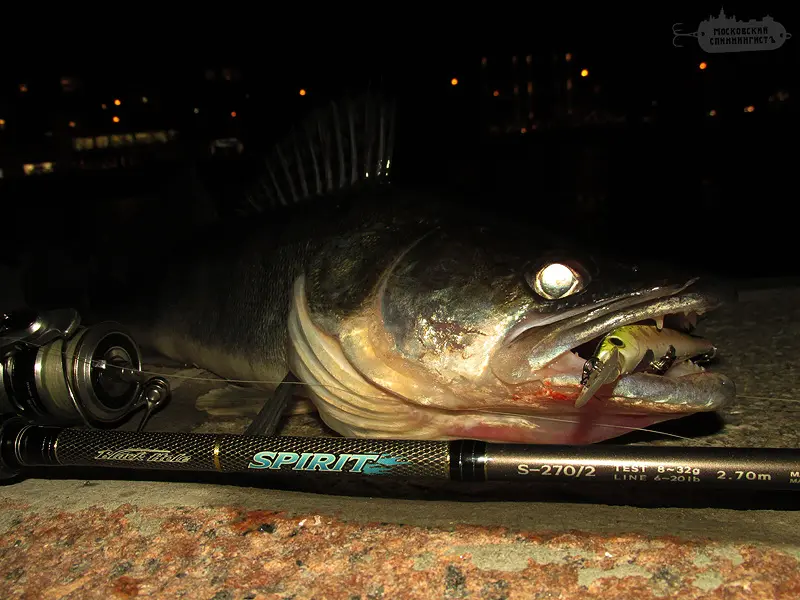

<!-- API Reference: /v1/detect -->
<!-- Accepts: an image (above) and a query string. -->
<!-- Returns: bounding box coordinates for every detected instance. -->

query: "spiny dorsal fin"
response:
[239,90,396,215]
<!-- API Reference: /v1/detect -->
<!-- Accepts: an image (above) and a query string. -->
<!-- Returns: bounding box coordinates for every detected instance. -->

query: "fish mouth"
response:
[492,278,736,414]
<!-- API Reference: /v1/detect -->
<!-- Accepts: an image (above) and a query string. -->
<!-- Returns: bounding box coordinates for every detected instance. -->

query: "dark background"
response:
[0,6,796,311]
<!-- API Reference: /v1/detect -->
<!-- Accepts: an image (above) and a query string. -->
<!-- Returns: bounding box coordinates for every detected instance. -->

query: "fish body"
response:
[95,92,736,444]
[118,184,734,445]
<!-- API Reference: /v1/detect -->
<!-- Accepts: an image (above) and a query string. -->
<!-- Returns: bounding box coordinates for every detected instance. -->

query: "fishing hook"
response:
[672,23,699,48]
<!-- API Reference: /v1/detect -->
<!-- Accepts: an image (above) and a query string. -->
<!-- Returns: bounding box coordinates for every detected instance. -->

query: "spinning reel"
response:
[0,308,170,430]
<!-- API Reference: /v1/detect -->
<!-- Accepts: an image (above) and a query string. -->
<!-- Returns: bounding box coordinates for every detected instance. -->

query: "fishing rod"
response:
[2,414,799,491]
[2,308,798,493]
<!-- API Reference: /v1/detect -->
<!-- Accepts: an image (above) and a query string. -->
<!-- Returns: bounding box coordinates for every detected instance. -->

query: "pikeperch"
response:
[104,92,736,444]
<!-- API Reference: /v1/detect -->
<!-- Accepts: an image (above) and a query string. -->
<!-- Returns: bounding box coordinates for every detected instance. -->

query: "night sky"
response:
[9,7,793,106]
[1,6,796,279]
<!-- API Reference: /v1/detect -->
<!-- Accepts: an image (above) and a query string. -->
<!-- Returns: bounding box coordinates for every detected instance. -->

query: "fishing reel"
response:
[0,308,170,430]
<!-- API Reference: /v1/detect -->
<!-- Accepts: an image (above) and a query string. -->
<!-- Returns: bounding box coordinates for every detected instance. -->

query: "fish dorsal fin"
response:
[238,90,397,215]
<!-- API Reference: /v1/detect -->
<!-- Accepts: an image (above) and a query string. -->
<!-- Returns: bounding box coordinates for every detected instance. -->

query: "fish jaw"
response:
[489,278,736,416]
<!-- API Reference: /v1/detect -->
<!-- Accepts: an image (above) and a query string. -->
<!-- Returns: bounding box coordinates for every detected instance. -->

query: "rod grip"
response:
[0,418,451,479]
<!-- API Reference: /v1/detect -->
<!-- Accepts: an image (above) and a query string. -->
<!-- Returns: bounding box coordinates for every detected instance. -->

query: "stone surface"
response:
[1,497,799,599]
[1,283,800,598]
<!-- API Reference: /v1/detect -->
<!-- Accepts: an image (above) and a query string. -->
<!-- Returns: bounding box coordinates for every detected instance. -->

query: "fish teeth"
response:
[687,312,698,328]
[654,316,664,330]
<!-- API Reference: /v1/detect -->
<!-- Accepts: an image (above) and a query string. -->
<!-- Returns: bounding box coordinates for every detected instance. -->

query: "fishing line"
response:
[468,410,712,445]
[737,395,800,403]
[0,332,728,442]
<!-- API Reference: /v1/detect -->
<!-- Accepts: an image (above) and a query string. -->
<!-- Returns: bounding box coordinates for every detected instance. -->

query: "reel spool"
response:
[0,309,168,428]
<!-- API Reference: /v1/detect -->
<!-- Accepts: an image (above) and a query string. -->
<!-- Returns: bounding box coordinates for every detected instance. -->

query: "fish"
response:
[94,91,736,445]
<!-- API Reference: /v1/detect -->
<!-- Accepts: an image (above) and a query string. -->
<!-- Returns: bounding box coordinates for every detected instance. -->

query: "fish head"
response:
[295,219,736,444]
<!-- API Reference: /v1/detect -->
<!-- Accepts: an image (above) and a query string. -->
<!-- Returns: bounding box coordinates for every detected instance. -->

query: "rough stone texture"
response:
[1,283,799,598]
[1,498,799,599]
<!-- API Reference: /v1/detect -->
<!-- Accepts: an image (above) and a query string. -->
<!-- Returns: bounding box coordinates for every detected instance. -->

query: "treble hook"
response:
[580,356,600,387]
[648,345,677,375]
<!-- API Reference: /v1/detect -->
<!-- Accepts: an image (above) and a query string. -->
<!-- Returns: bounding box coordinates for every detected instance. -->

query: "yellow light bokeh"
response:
[580,69,589,77]
[699,62,708,70]
[112,116,120,123]
[299,89,306,96]
[114,99,121,106]
[231,111,237,118]
[492,90,499,97]
[68,121,76,127]
[745,105,755,113]
[451,78,458,86]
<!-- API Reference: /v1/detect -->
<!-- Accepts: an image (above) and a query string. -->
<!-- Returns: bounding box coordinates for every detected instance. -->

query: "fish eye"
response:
[530,262,586,300]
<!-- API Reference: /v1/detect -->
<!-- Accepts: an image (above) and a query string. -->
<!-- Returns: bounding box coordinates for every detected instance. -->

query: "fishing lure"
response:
[576,325,716,408]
